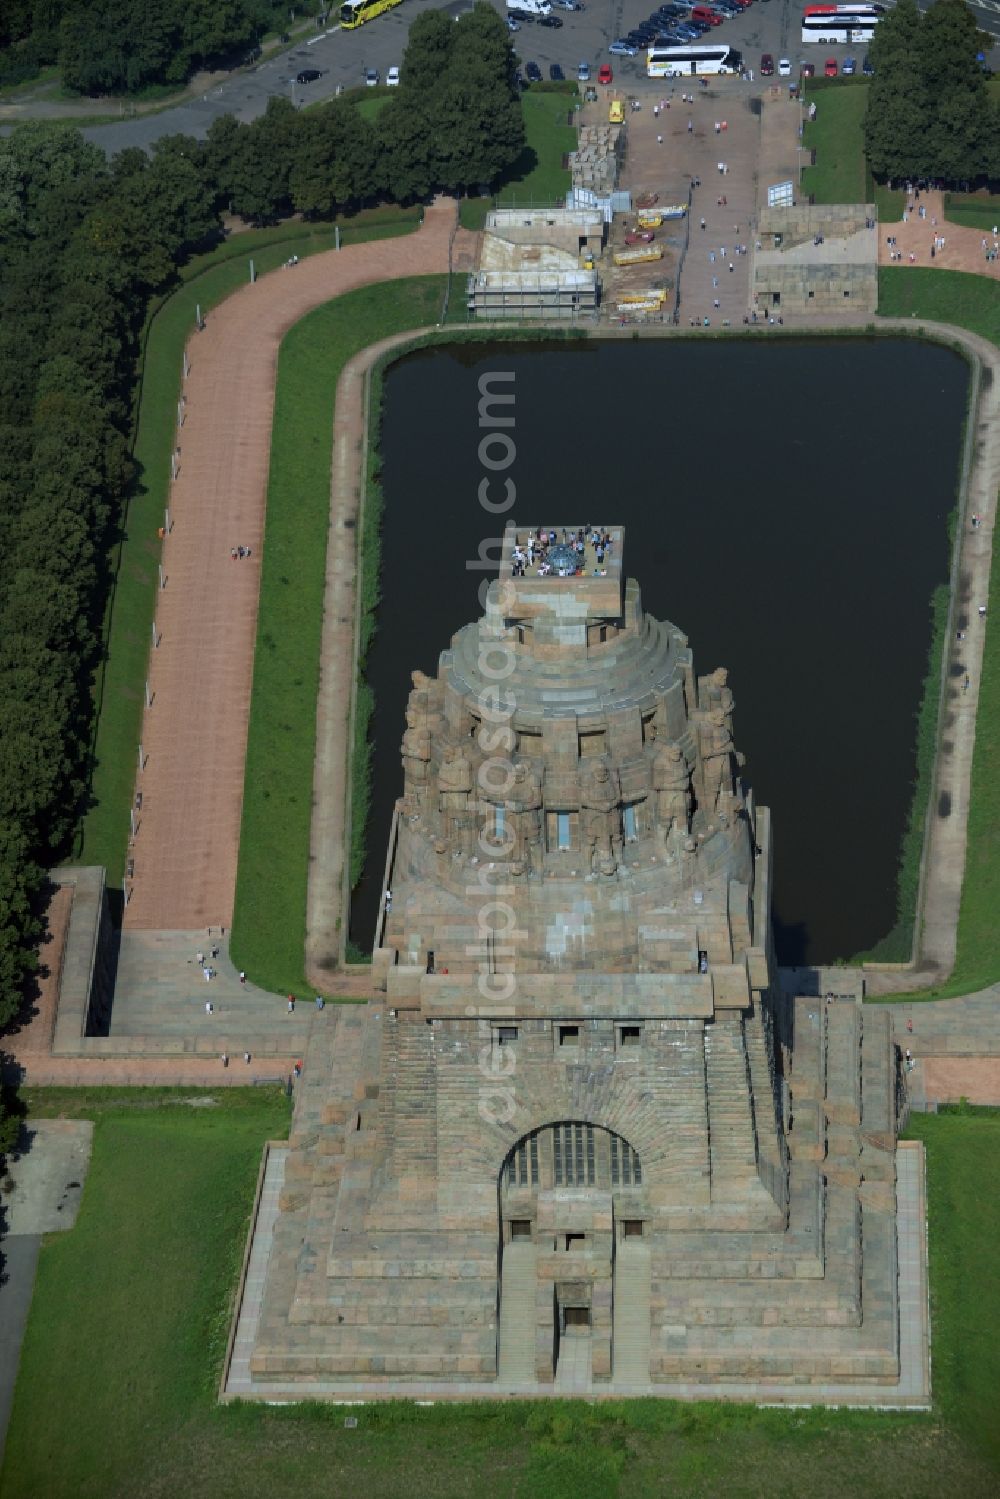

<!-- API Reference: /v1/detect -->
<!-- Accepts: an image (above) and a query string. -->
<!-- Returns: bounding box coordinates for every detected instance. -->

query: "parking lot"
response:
[53,0,1000,156]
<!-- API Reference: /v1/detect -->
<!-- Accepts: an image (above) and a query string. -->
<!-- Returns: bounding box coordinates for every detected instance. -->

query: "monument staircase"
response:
[498,1243,539,1385]
[645,998,898,1383]
[611,1241,652,1387]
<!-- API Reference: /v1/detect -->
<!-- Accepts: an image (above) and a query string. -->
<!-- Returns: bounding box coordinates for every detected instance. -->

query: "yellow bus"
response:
[340,0,405,30]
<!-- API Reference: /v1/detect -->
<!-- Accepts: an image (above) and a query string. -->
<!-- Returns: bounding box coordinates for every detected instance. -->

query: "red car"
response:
[625,229,656,244]
[824,57,838,76]
[760,52,774,75]
[598,63,613,84]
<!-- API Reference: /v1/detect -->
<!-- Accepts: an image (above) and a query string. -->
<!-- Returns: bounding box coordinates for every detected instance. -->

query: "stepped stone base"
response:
[232,533,919,1405]
[238,990,912,1398]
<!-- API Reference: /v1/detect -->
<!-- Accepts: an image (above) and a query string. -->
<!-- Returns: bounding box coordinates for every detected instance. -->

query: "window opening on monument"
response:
[497,1025,518,1045]
[559,1025,579,1046]
[520,730,542,757]
[619,1025,641,1047]
[566,1232,585,1250]
[494,805,506,842]
[556,812,571,850]
[510,1219,532,1239]
[505,1124,640,1193]
[623,805,637,842]
[579,729,606,758]
[622,1219,643,1238]
[564,1306,591,1328]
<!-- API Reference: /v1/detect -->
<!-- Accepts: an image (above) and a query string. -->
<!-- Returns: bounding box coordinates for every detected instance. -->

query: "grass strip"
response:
[1,1089,291,1499]
[943,194,1000,231]
[76,208,421,885]
[229,276,449,997]
[853,583,950,963]
[3,1103,999,1497]
[801,82,868,205]
[461,87,577,229]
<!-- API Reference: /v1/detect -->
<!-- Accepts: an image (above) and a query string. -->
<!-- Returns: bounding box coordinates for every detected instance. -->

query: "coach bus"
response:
[340,0,404,30]
[646,43,743,77]
[800,4,883,44]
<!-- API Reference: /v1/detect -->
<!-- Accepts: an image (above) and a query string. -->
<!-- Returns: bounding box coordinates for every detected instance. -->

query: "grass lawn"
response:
[356,92,393,122]
[4,1100,999,1498]
[943,190,1000,231]
[229,276,449,997]
[461,86,577,229]
[875,269,1000,998]
[801,82,868,205]
[75,208,421,887]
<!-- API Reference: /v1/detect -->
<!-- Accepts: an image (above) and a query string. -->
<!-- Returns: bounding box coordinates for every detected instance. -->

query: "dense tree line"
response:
[0,0,288,92]
[0,5,521,1053]
[0,123,219,1040]
[864,0,1000,186]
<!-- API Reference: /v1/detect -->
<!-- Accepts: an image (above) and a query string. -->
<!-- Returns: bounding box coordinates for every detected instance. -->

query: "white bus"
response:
[800,4,883,44]
[507,0,552,14]
[646,43,742,77]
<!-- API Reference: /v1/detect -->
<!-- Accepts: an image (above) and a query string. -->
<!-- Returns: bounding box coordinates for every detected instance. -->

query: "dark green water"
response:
[351,337,968,965]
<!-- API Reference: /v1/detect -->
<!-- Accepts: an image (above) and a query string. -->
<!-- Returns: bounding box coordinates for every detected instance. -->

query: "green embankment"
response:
[875,271,1000,997]
[229,277,449,997]
[76,209,421,886]
[3,1097,998,1498]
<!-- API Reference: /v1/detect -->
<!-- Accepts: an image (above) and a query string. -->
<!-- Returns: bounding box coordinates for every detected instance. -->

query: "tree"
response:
[865,0,994,186]
[290,103,378,219]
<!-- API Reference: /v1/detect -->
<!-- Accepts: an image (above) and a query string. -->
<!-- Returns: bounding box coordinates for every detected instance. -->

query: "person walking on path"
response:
[287,994,295,1013]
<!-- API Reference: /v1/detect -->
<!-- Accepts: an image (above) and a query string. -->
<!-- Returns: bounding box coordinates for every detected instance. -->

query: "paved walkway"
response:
[123,197,455,934]
[878,190,1000,279]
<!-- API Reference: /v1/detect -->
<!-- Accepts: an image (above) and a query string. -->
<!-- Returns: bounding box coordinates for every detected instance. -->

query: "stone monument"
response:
[247,525,904,1397]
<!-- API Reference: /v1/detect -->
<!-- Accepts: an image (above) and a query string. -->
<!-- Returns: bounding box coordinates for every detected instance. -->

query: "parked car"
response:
[842,55,856,74]
[609,39,638,55]
[625,229,656,243]
[760,52,774,75]
[777,57,791,76]
[537,14,563,26]
[296,67,323,83]
[824,57,838,76]
[598,62,613,83]
[862,53,874,75]
[364,67,380,86]
[386,64,400,85]
[800,60,815,76]
[549,61,565,79]
[525,60,543,81]
[577,60,591,80]
[507,14,521,28]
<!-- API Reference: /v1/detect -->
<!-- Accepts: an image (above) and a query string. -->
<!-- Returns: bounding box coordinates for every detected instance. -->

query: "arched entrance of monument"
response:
[497,1122,647,1390]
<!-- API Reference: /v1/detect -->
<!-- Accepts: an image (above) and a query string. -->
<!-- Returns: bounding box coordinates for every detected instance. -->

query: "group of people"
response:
[510,527,615,579]
[230,544,253,560]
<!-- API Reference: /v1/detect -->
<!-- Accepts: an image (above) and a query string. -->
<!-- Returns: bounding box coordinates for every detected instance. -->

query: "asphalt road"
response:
[0,0,997,154]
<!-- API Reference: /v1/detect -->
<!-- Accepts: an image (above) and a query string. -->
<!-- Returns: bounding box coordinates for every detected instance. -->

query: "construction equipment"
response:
[612,245,663,266]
